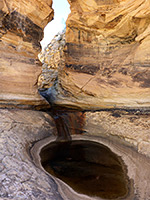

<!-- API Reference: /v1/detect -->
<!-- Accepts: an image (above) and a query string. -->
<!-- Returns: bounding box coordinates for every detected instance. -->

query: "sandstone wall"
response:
[41,0,150,110]
[1,0,150,110]
[0,0,53,109]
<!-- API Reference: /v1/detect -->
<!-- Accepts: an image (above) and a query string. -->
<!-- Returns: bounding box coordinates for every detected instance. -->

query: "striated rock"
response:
[0,0,53,109]
[37,1,150,158]
[1,1,150,199]
[1,108,149,200]
[39,0,150,110]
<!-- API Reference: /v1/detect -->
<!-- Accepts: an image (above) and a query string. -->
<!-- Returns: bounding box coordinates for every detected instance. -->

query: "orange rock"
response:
[0,0,53,109]
[48,0,150,110]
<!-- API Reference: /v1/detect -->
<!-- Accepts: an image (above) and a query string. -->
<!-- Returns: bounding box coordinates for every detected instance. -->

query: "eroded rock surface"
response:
[85,110,150,157]
[32,134,150,200]
[39,0,150,110]
[38,30,66,89]
[0,0,53,109]
[0,108,150,200]
[0,108,64,200]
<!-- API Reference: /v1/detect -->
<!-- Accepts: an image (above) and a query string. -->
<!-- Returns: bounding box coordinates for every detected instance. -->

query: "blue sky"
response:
[41,0,70,49]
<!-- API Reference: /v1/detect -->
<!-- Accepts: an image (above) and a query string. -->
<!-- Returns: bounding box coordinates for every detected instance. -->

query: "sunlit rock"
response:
[39,0,150,110]
[0,0,53,109]
[38,30,66,89]
[38,0,150,158]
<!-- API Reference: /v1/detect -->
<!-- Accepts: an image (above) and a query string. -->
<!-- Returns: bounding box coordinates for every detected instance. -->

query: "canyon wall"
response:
[40,0,150,110]
[0,0,150,155]
[0,2,150,199]
[1,0,150,110]
[0,0,53,109]
[37,0,150,158]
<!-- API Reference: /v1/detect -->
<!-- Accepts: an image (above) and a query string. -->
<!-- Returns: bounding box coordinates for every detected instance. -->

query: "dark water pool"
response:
[40,140,129,199]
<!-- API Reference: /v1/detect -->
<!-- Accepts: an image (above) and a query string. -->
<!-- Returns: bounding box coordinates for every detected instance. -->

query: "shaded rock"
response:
[32,134,150,200]
[1,108,150,200]
[0,108,63,200]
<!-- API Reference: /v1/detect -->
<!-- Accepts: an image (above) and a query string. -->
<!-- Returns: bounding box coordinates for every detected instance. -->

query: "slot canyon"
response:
[0,0,150,199]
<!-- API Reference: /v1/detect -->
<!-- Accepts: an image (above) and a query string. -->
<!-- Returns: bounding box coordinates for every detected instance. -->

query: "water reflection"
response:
[40,140,129,199]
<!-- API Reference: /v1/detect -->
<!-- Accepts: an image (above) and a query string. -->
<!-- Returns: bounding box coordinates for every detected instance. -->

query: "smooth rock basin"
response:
[40,140,130,199]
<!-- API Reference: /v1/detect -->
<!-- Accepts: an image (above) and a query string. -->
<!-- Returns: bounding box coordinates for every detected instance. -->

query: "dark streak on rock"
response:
[9,44,16,49]
[133,70,150,88]
[29,58,36,64]
[65,42,94,57]
[105,15,123,29]
[112,111,121,118]
[0,53,38,65]
[0,10,7,37]
[1,10,43,51]
[118,68,128,75]
[84,107,150,114]
[108,80,120,86]
[66,64,99,75]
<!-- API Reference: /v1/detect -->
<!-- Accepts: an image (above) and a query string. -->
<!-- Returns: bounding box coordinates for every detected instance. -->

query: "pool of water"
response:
[40,140,129,199]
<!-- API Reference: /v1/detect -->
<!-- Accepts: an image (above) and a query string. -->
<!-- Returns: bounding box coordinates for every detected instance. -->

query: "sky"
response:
[41,0,70,49]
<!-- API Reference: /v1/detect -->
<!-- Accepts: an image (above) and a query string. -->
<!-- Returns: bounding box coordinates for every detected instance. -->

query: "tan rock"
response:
[39,0,150,110]
[0,0,53,109]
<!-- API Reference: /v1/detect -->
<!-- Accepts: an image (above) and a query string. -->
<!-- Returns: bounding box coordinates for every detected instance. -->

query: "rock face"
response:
[85,110,150,157]
[0,109,63,200]
[39,0,150,110]
[38,0,150,159]
[0,1,150,200]
[0,0,53,109]
[38,30,66,89]
[1,0,150,110]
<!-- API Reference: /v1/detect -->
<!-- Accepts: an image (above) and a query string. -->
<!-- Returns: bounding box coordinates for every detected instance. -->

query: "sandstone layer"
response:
[39,0,150,110]
[0,0,53,109]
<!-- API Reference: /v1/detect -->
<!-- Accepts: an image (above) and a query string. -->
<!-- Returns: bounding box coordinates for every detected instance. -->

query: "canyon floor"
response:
[0,108,150,200]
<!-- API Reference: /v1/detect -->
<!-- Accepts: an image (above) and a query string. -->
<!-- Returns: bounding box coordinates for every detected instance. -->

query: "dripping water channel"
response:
[39,107,130,199]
